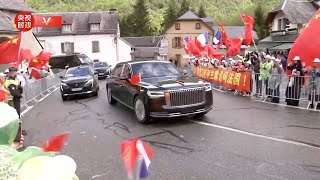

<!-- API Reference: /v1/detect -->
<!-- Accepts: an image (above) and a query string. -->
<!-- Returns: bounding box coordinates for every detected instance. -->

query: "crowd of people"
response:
[187,50,320,109]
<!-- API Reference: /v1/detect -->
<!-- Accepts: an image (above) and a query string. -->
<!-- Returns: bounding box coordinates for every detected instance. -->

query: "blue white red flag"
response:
[213,29,222,45]
[121,138,153,180]
[196,31,209,50]
[183,36,191,54]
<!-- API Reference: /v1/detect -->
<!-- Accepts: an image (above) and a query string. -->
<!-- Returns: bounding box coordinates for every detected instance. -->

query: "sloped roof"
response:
[0,11,19,33]
[259,34,299,43]
[0,0,34,12]
[266,0,319,25]
[133,47,159,59]
[178,11,199,20]
[212,26,259,40]
[123,36,162,47]
[201,18,213,27]
[33,11,119,37]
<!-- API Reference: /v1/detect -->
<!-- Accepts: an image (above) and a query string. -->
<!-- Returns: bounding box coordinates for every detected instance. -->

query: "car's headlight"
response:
[147,91,164,98]
[204,83,212,91]
[85,79,94,86]
[61,82,68,87]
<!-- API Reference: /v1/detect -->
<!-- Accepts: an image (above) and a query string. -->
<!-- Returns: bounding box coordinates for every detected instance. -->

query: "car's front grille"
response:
[67,82,86,88]
[96,69,106,73]
[168,88,205,107]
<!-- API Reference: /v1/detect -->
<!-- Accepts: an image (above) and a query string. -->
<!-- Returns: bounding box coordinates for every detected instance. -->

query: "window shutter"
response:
[71,42,74,53]
[61,43,65,53]
[92,41,100,53]
[172,38,176,48]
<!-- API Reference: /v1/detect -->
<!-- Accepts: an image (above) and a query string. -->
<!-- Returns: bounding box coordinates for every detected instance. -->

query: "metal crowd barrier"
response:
[206,70,320,111]
[21,71,66,109]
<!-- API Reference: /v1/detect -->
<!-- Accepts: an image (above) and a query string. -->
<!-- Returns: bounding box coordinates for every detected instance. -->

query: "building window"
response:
[61,42,74,53]
[172,37,182,48]
[92,41,100,53]
[62,24,72,32]
[90,24,100,31]
[175,23,180,30]
[196,23,201,29]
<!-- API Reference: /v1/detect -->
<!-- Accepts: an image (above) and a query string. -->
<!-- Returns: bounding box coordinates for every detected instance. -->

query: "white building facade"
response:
[33,11,133,67]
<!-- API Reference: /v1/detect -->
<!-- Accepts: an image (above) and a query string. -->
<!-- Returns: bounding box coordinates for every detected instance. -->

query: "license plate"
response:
[99,73,104,75]
[71,88,82,91]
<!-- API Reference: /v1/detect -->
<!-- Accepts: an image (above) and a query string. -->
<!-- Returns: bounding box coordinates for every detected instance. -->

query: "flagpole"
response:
[17,31,23,68]
[239,14,259,53]
[134,155,142,180]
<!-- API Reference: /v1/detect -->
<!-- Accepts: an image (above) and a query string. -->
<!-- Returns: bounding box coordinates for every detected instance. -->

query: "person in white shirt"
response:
[16,71,26,87]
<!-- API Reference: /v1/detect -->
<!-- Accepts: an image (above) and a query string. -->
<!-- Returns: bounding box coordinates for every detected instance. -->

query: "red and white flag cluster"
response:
[183,14,255,59]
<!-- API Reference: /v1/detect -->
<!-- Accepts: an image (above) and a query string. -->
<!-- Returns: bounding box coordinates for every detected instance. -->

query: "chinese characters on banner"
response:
[14,12,62,32]
[14,12,35,32]
[193,67,251,92]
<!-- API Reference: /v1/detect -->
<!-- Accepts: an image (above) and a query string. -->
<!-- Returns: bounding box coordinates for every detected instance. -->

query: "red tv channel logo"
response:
[14,12,62,32]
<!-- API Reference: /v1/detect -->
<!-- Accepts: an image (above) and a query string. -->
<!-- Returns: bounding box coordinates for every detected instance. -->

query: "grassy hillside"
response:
[26,0,282,34]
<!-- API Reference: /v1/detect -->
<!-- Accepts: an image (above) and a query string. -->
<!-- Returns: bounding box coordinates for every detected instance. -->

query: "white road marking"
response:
[21,87,59,116]
[253,99,320,112]
[21,106,34,116]
[189,119,320,150]
[92,173,108,179]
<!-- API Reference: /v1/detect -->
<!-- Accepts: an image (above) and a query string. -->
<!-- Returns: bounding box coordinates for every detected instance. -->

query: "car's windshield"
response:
[131,62,181,78]
[66,67,91,77]
[94,62,108,68]
[78,55,93,65]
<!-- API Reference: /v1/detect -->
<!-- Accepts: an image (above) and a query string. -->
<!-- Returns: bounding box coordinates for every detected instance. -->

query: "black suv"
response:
[93,62,111,79]
[49,53,94,73]
[60,65,99,101]
[106,60,213,123]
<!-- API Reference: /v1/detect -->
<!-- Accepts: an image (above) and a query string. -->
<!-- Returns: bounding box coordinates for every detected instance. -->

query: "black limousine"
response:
[106,60,213,123]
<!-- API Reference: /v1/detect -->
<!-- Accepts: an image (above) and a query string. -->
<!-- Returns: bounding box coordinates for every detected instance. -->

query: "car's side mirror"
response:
[109,65,112,67]
[59,75,63,79]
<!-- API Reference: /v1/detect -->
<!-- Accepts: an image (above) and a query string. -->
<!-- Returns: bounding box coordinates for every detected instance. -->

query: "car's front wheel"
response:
[134,96,150,124]
[107,86,117,105]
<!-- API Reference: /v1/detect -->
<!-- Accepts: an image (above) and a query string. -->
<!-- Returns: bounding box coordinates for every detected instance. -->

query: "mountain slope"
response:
[26,0,282,34]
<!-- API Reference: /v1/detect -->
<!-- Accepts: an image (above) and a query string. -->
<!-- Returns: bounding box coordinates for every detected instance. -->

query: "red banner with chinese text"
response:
[193,67,251,92]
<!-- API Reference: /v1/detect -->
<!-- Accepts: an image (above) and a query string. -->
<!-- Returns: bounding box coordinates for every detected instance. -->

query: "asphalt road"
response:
[21,80,320,180]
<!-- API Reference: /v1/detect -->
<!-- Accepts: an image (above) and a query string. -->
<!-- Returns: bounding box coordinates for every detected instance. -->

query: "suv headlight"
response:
[204,83,212,91]
[85,79,94,86]
[147,91,164,98]
[61,82,68,87]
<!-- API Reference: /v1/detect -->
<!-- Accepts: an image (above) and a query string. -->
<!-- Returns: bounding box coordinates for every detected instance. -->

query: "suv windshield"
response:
[78,55,93,66]
[66,67,91,77]
[131,62,181,78]
[94,62,108,68]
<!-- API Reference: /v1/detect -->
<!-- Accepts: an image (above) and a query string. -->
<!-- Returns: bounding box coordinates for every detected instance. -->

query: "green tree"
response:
[163,0,179,29]
[119,14,135,37]
[197,4,206,18]
[253,3,269,39]
[132,0,152,36]
[178,0,190,17]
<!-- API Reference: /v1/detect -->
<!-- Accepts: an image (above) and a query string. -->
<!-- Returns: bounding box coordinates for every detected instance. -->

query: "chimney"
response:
[109,9,117,13]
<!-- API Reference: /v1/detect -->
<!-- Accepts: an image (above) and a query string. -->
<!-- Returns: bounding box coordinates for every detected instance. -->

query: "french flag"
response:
[136,139,152,178]
[121,138,153,180]
[213,29,222,45]
[183,36,191,54]
[196,31,209,51]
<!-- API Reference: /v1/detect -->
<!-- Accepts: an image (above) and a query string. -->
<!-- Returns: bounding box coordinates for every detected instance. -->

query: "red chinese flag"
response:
[36,50,52,61]
[240,14,255,46]
[42,132,69,152]
[218,22,228,45]
[226,37,243,57]
[205,44,215,57]
[30,66,41,79]
[188,36,201,58]
[34,16,62,27]
[212,53,224,61]
[121,139,139,176]
[287,9,320,70]
[0,33,22,64]
[20,48,35,60]
[130,73,141,84]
